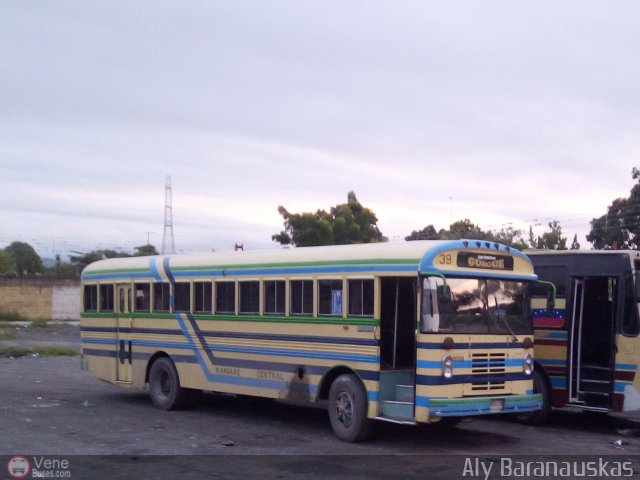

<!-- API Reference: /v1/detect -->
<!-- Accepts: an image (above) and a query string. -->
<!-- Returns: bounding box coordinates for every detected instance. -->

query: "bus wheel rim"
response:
[335,392,353,427]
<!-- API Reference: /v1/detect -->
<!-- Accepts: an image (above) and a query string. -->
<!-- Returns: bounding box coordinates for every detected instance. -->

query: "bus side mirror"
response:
[438,285,452,304]
[546,292,555,317]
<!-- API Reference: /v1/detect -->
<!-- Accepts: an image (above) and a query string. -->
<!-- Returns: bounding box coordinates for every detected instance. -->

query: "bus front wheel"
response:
[518,368,551,425]
[328,374,372,442]
[148,357,188,410]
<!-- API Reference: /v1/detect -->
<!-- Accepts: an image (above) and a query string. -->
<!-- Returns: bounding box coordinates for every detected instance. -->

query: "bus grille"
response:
[470,353,506,391]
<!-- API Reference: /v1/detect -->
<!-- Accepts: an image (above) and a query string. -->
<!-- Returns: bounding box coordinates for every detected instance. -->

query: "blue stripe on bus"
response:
[615,382,633,393]
[415,396,542,414]
[542,331,568,339]
[416,372,530,385]
[81,326,378,347]
[616,363,638,371]
[538,359,566,366]
[83,264,418,282]
[417,358,524,369]
[149,258,163,282]
[82,338,119,346]
[163,257,175,283]
[205,344,378,363]
[549,377,567,388]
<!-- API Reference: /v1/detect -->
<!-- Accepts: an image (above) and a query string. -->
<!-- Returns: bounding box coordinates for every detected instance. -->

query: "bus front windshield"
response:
[420,277,531,335]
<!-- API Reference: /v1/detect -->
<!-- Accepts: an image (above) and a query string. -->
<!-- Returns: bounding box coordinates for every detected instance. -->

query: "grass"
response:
[0,345,79,358]
[0,330,19,340]
[0,310,29,322]
[28,318,51,329]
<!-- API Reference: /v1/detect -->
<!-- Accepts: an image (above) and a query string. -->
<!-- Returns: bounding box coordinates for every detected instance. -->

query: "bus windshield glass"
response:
[420,277,531,334]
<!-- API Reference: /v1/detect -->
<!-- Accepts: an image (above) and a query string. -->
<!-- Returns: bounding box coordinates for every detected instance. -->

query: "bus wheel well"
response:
[317,366,362,401]
[533,361,551,390]
[145,351,171,384]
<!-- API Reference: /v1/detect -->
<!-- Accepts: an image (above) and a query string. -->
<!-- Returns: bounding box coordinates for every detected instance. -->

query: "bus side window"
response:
[174,283,191,313]
[239,281,260,314]
[135,284,151,312]
[264,281,285,315]
[291,280,313,316]
[153,284,171,312]
[194,282,212,313]
[319,280,343,316]
[83,285,98,312]
[216,282,235,313]
[348,280,374,316]
[99,284,114,312]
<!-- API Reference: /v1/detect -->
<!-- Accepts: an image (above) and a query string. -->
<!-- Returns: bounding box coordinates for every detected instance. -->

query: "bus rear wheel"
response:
[328,374,372,442]
[148,357,189,410]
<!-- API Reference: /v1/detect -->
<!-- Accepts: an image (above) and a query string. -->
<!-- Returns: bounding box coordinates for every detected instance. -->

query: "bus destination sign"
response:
[457,252,514,271]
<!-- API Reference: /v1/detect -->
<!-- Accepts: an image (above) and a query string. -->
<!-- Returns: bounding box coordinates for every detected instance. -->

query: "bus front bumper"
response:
[425,393,543,417]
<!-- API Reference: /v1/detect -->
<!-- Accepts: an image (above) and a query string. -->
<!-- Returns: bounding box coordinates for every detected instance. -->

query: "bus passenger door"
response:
[569,277,616,409]
[116,284,133,383]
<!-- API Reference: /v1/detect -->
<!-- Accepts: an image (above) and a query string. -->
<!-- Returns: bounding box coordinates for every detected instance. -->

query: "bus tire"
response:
[328,374,372,442]
[519,368,551,425]
[430,416,463,428]
[148,357,188,410]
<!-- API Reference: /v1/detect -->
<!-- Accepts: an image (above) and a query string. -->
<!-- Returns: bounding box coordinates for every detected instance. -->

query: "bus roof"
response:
[82,240,536,282]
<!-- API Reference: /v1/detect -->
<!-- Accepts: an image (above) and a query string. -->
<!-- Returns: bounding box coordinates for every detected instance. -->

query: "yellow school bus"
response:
[527,250,640,423]
[80,240,542,442]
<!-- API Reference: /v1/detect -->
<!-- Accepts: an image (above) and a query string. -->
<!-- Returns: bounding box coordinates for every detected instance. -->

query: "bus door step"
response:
[380,400,414,420]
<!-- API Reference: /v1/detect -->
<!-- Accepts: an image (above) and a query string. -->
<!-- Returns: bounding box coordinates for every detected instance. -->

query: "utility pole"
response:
[161,176,176,254]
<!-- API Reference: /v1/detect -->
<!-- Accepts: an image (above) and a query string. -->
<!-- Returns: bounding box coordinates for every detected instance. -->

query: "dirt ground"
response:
[1,324,640,479]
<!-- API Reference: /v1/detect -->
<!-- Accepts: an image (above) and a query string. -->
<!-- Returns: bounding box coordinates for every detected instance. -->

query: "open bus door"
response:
[377,277,417,421]
[568,276,617,410]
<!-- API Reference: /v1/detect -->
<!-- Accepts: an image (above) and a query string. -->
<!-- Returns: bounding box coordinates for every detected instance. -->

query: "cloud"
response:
[1,1,639,257]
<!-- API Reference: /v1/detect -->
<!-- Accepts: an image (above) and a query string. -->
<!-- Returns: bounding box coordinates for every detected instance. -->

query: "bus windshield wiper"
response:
[493,296,518,343]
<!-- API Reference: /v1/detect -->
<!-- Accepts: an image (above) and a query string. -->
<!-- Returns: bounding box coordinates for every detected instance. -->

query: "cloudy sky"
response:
[1,1,639,259]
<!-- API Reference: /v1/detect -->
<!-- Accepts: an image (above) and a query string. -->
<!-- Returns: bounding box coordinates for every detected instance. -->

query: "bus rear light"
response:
[442,355,454,379]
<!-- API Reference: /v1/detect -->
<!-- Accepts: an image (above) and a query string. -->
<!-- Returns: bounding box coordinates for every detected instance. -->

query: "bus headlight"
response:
[523,353,533,375]
[442,355,454,379]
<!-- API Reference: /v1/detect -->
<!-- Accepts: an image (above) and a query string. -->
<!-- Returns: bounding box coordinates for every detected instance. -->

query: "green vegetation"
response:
[587,167,640,249]
[0,330,18,340]
[29,318,51,329]
[0,310,29,323]
[272,191,385,247]
[0,345,79,358]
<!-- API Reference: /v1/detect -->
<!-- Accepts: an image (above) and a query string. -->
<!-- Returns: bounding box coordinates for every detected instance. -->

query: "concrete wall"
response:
[0,278,80,320]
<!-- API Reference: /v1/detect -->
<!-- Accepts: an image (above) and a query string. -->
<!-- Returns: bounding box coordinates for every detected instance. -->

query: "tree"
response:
[570,234,581,250]
[492,226,528,250]
[272,192,385,247]
[405,225,439,241]
[587,168,640,249]
[5,241,43,276]
[530,221,568,250]
[69,249,131,271]
[134,244,159,256]
[439,219,492,241]
[0,249,16,274]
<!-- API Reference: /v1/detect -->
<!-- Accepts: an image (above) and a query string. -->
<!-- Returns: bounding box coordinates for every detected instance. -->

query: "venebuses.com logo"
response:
[7,456,30,479]
[6,456,72,479]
